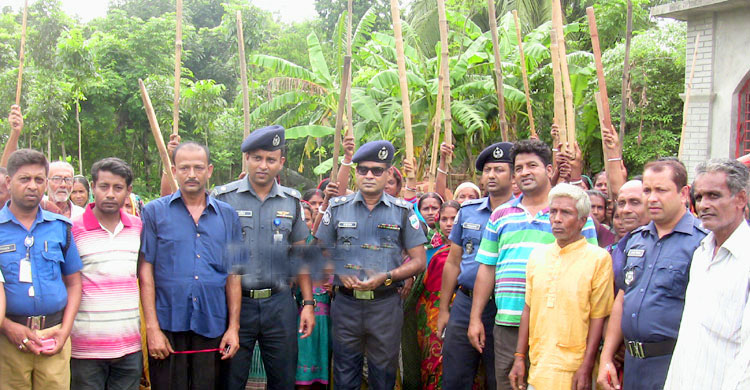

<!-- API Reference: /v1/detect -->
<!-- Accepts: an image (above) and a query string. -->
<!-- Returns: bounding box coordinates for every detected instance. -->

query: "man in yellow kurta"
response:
[509,183,614,390]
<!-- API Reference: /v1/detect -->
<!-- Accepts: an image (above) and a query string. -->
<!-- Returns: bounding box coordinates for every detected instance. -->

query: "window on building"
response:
[736,78,750,158]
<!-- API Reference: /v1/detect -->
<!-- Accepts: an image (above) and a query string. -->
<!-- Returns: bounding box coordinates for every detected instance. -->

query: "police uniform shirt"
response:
[315,191,426,282]
[620,211,707,388]
[212,178,309,288]
[448,197,494,289]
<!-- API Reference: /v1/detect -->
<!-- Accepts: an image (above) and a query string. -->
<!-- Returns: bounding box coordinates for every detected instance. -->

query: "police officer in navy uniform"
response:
[598,158,707,390]
[315,140,427,390]
[213,126,315,390]
[436,142,513,390]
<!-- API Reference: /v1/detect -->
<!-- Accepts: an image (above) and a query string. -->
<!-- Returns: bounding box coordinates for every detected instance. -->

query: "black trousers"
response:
[149,330,224,390]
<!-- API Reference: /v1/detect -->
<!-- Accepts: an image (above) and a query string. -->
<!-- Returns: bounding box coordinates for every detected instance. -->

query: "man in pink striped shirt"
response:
[70,158,143,390]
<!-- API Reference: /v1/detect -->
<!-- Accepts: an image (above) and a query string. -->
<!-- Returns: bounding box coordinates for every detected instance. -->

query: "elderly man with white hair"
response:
[509,183,614,390]
[45,161,84,219]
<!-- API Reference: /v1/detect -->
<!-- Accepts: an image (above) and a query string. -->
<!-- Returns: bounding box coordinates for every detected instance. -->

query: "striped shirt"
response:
[664,220,750,389]
[475,196,597,326]
[70,204,142,359]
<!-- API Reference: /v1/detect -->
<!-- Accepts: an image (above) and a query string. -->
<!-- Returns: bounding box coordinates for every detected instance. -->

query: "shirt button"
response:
[193,297,197,302]
[197,254,201,258]
[632,313,636,318]
[657,243,661,246]
[640,288,644,293]
[196,233,200,237]
[194,275,199,280]
[648,264,652,268]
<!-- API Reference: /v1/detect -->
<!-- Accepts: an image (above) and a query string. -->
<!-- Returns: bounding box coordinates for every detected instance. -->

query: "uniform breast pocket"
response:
[378,228,400,249]
[336,228,359,252]
[40,246,64,279]
[623,261,643,291]
[654,258,689,296]
[0,251,21,283]
[275,218,293,240]
[462,229,482,256]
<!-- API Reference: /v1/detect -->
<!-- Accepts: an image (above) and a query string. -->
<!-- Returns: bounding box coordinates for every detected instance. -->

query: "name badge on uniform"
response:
[462,222,481,231]
[0,244,16,253]
[276,211,293,219]
[19,258,32,283]
[339,222,357,229]
[237,210,253,218]
[465,240,474,255]
[627,249,645,257]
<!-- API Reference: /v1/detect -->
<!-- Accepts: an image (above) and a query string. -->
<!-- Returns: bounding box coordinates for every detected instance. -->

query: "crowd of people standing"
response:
[0,102,749,390]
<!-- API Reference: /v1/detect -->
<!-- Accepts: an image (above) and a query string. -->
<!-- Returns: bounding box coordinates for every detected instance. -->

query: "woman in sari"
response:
[416,200,460,389]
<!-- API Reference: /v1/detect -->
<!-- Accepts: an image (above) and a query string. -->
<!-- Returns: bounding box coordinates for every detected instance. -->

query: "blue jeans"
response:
[71,351,142,390]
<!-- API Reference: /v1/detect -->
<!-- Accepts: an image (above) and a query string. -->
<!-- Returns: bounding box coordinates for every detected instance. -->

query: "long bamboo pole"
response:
[619,0,633,146]
[428,72,446,192]
[345,0,354,140]
[552,0,576,148]
[437,0,452,166]
[512,10,536,138]
[679,33,700,159]
[236,11,251,172]
[550,29,565,147]
[172,0,183,135]
[487,0,508,141]
[15,0,28,106]
[331,57,351,180]
[390,0,415,179]
[139,79,178,192]
[587,7,613,160]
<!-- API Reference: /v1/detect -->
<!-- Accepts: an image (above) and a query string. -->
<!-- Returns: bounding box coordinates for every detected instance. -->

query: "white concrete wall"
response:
[710,8,750,160]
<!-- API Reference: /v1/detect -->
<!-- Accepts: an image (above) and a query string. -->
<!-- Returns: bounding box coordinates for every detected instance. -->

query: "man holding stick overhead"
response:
[139,142,242,390]
[437,142,514,390]
[316,140,426,390]
[213,126,315,390]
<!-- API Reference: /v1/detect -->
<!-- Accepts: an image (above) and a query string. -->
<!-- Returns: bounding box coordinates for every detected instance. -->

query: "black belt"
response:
[242,286,284,299]
[458,285,492,301]
[335,286,397,300]
[7,310,64,330]
[625,338,676,359]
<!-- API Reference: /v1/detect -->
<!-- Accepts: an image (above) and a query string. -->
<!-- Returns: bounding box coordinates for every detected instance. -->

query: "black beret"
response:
[475,142,513,171]
[352,140,395,165]
[241,125,285,153]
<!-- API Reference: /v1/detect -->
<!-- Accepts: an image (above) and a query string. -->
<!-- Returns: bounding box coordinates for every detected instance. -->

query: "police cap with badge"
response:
[352,140,395,165]
[475,141,513,171]
[241,125,285,153]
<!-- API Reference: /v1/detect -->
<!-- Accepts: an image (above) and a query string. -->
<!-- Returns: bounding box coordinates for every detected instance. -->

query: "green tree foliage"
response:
[0,0,687,197]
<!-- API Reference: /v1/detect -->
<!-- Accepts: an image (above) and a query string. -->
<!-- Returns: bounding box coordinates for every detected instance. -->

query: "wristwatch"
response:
[302,300,316,307]
[384,272,393,287]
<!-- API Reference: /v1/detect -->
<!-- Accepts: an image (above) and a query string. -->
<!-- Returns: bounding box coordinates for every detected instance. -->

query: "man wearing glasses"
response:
[45,162,84,219]
[315,140,427,390]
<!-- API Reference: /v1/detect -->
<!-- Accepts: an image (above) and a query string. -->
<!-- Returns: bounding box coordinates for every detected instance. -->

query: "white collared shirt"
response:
[664,220,750,389]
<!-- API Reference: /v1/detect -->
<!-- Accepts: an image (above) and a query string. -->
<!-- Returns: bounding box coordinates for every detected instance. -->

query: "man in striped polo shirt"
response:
[70,158,143,389]
[467,139,597,389]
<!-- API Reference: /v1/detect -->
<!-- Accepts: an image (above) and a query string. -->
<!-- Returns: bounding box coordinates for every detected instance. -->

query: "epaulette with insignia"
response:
[329,193,355,208]
[393,198,413,210]
[460,197,485,208]
[211,180,242,196]
[281,186,301,199]
[41,210,72,225]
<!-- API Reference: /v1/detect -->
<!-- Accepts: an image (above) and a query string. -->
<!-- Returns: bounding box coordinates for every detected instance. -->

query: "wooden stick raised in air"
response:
[236,11,251,172]
[172,0,183,135]
[15,0,28,106]
[330,57,351,180]
[139,79,178,192]
[513,10,536,138]
[390,0,415,178]
[678,33,700,160]
[487,0,508,141]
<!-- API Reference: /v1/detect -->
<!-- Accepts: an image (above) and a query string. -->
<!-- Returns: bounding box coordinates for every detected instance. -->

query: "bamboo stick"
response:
[236,11,251,172]
[139,79,178,192]
[552,0,576,149]
[679,33,700,159]
[594,91,609,161]
[345,0,354,139]
[587,7,613,160]
[620,0,633,146]
[428,71,446,193]
[513,10,536,138]
[15,0,28,106]
[550,29,565,147]
[390,0,415,178]
[331,57,351,180]
[437,0,452,165]
[487,0,508,141]
[172,0,183,135]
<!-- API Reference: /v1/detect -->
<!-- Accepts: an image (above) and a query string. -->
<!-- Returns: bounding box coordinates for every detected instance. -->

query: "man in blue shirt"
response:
[436,142,513,390]
[139,142,242,390]
[598,159,707,390]
[0,149,83,390]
